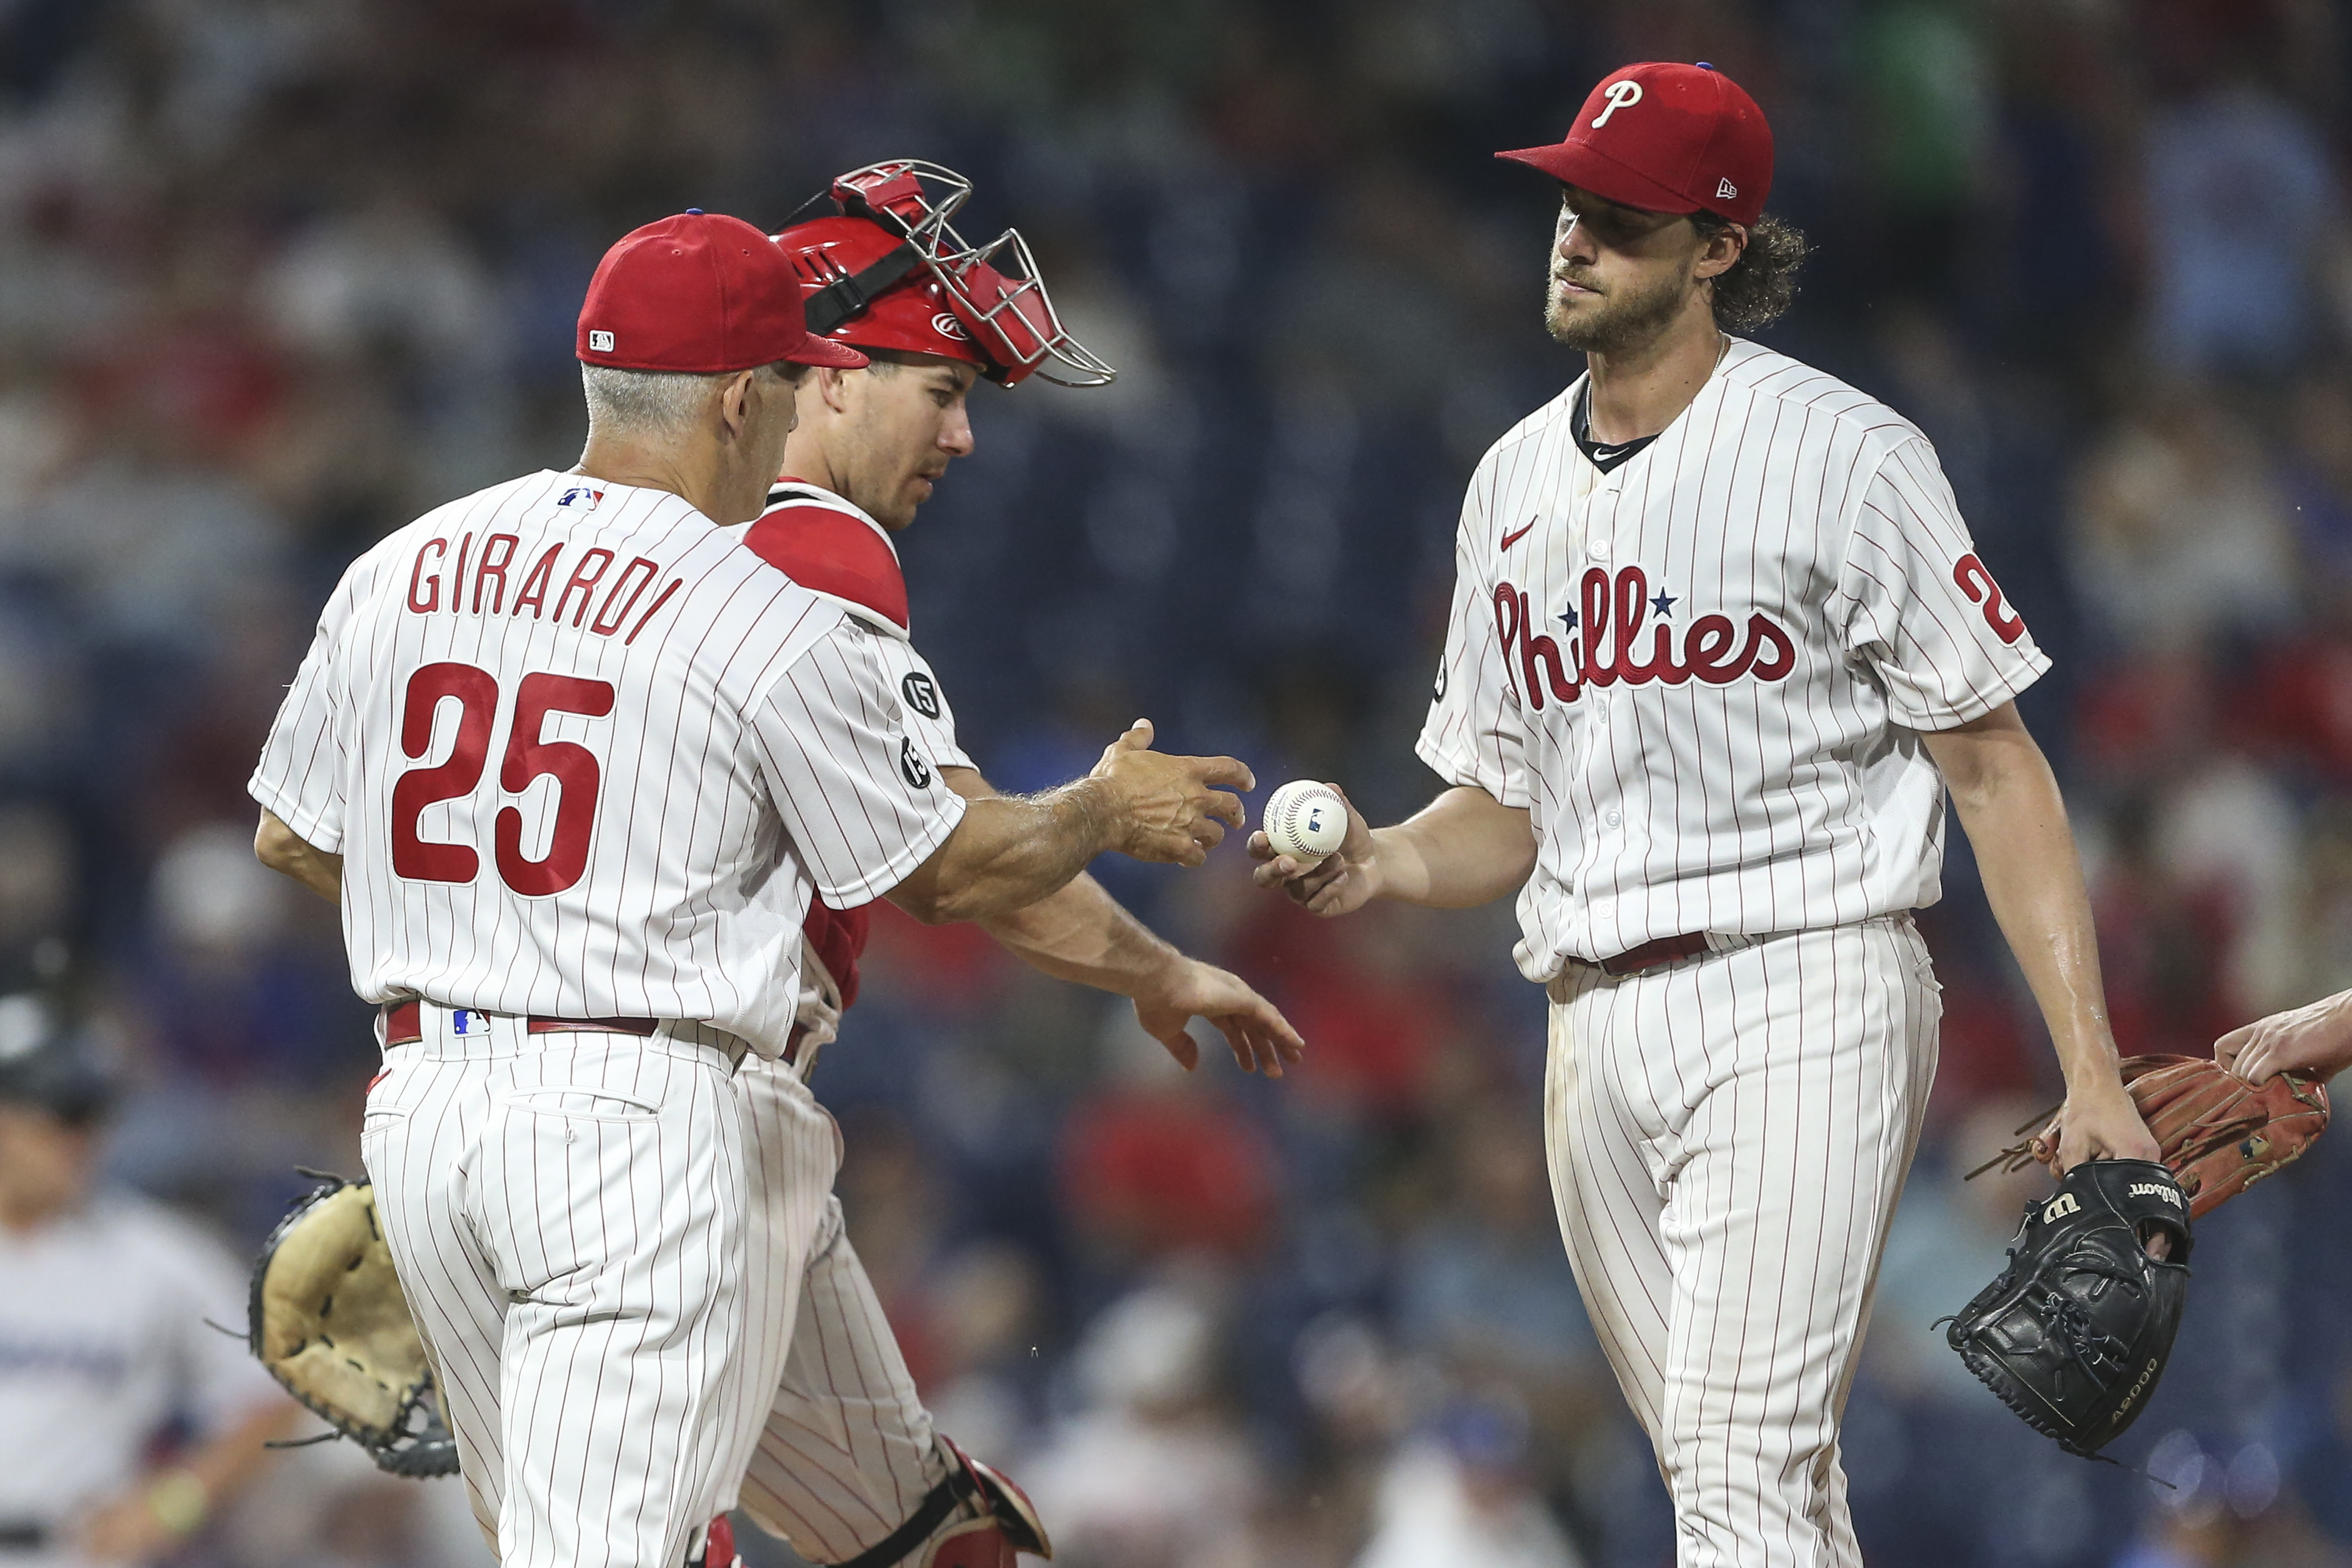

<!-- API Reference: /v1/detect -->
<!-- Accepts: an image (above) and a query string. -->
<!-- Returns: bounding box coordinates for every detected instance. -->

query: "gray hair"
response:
[580,364,730,440]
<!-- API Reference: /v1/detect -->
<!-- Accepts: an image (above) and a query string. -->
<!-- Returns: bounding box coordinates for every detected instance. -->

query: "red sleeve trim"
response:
[744,502,911,633]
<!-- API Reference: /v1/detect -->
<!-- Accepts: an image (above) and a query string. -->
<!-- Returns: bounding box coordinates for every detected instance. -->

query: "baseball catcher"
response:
[246,1172,457,1478]
[1941,1159,2193,1458]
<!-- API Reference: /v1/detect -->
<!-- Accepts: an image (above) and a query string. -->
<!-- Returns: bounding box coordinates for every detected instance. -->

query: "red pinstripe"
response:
[732,1065,947,1564]
[1546,919,1937,1565]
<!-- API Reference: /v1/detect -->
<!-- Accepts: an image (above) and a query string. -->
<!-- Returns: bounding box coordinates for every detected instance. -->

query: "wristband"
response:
[145,1470,208,1538]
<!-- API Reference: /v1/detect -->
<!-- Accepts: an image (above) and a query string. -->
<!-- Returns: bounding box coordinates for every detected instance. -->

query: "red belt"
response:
[381,1001,656,1046]
[380,1001,799,1067]
[1595,932,1713,977]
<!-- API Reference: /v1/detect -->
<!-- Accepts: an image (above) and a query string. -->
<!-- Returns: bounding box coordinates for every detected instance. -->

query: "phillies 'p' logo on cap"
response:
[1497,61,1773,229]
[1593,79,1644,128]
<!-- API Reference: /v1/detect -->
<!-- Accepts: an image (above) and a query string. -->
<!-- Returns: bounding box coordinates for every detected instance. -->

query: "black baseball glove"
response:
[1941,1158,2193,1459]
[247,1173,460,1478]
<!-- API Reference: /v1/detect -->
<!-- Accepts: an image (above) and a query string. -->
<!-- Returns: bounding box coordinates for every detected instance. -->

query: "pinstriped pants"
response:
[361,1005,827,1568]
[732,1058,950,1564]
[1545,915,1940,1568]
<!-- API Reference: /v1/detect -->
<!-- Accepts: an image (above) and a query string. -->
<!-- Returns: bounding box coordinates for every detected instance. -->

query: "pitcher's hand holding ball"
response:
[1250,781,1379,916]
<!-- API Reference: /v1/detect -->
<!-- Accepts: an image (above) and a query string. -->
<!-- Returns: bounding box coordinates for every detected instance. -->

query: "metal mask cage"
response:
[935,224,1118,388]
[805,160,1116,388]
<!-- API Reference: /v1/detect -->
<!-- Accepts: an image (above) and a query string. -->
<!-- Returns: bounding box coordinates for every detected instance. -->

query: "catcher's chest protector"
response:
[1944,1159,2193,1458]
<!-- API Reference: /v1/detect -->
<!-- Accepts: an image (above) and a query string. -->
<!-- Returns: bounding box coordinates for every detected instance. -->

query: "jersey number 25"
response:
[391,662,615,895]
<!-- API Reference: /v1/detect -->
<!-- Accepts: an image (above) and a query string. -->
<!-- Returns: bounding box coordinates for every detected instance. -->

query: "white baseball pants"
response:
[732,1057,952,1565]
[361,1004,827,1568]
[1545,915,1940,1568]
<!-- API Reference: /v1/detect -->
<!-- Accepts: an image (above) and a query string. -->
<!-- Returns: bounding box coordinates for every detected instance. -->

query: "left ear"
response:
[716,367,760,441]
[1694,222,1746,282]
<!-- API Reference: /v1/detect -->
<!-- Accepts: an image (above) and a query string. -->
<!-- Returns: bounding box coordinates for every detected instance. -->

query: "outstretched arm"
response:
[2216,989,2352,1083]
[941,767,1303,1077]
[887,720,1250,925]
[1924,701,2157,1169]
[1249,783,1535,917]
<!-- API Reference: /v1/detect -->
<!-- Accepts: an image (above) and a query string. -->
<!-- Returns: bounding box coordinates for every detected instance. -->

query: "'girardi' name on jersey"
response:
[397,484,684,646]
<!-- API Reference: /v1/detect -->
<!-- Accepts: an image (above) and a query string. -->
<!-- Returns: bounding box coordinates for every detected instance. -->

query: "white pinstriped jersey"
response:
[250,470,966,1059]
[1419,338,2049,980]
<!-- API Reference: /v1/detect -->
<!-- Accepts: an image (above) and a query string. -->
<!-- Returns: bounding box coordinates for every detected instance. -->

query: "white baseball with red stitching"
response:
[1262,780,1347,865]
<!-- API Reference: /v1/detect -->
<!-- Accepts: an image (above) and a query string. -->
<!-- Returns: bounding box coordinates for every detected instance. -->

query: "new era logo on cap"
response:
[1717,178,1738,200]
[588,330,615,352]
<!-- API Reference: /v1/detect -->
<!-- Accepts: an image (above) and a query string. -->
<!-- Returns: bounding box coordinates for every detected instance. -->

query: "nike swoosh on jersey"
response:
[1500,518,1538,550]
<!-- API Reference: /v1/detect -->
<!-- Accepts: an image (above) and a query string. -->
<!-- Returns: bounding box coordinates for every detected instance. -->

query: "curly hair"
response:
[1689,213,1810,334]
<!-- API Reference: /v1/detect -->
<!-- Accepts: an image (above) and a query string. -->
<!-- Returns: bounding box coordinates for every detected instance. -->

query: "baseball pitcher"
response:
[1252,62,2157,1566]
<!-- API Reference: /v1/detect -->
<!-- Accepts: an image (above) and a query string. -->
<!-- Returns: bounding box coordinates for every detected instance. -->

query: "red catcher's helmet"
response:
[773,161,1115,388]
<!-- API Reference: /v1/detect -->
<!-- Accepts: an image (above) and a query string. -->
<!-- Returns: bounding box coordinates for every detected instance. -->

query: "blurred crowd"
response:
[1,0,2350,1565]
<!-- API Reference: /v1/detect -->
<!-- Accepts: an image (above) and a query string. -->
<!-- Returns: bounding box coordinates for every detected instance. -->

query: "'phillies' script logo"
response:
[1494,565,1796,710]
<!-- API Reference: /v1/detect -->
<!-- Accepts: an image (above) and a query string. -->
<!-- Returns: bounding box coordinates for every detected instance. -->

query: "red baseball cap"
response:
[577,211,868,373]
[1497,62,1772,228]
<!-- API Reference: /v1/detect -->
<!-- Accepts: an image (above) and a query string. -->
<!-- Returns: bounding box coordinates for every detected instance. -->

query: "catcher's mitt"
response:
[1969,1055,2329,1219]
[247,1173,458,1478]
[1941,1159,2193,1457]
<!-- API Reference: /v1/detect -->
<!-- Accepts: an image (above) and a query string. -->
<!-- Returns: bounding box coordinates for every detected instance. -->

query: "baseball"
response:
[1263,780,1348,865]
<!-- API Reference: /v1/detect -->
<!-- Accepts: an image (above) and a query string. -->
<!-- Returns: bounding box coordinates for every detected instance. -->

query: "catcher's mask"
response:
[774,160,1115,388]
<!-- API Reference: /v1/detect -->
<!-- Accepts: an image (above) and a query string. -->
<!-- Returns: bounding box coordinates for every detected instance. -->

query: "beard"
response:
[1545,266,1691,354]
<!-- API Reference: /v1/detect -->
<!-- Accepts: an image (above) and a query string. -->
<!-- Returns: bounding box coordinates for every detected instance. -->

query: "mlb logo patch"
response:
[450,1009,479,1036]
[588,330,616,352]
[558,486,604,510]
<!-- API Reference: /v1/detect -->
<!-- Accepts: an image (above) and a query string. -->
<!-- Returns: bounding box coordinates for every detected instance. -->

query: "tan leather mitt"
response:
[1971,1055,2329,1220]
[247,1173,457,1477]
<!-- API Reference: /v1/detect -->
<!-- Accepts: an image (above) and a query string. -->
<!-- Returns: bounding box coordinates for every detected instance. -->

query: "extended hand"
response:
[2215,990,2352,1084]
[1089,720,1252,868]
[1132,958,1306,1077]
[2047,1075,2161,1172]
[1249,783,1378,916]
